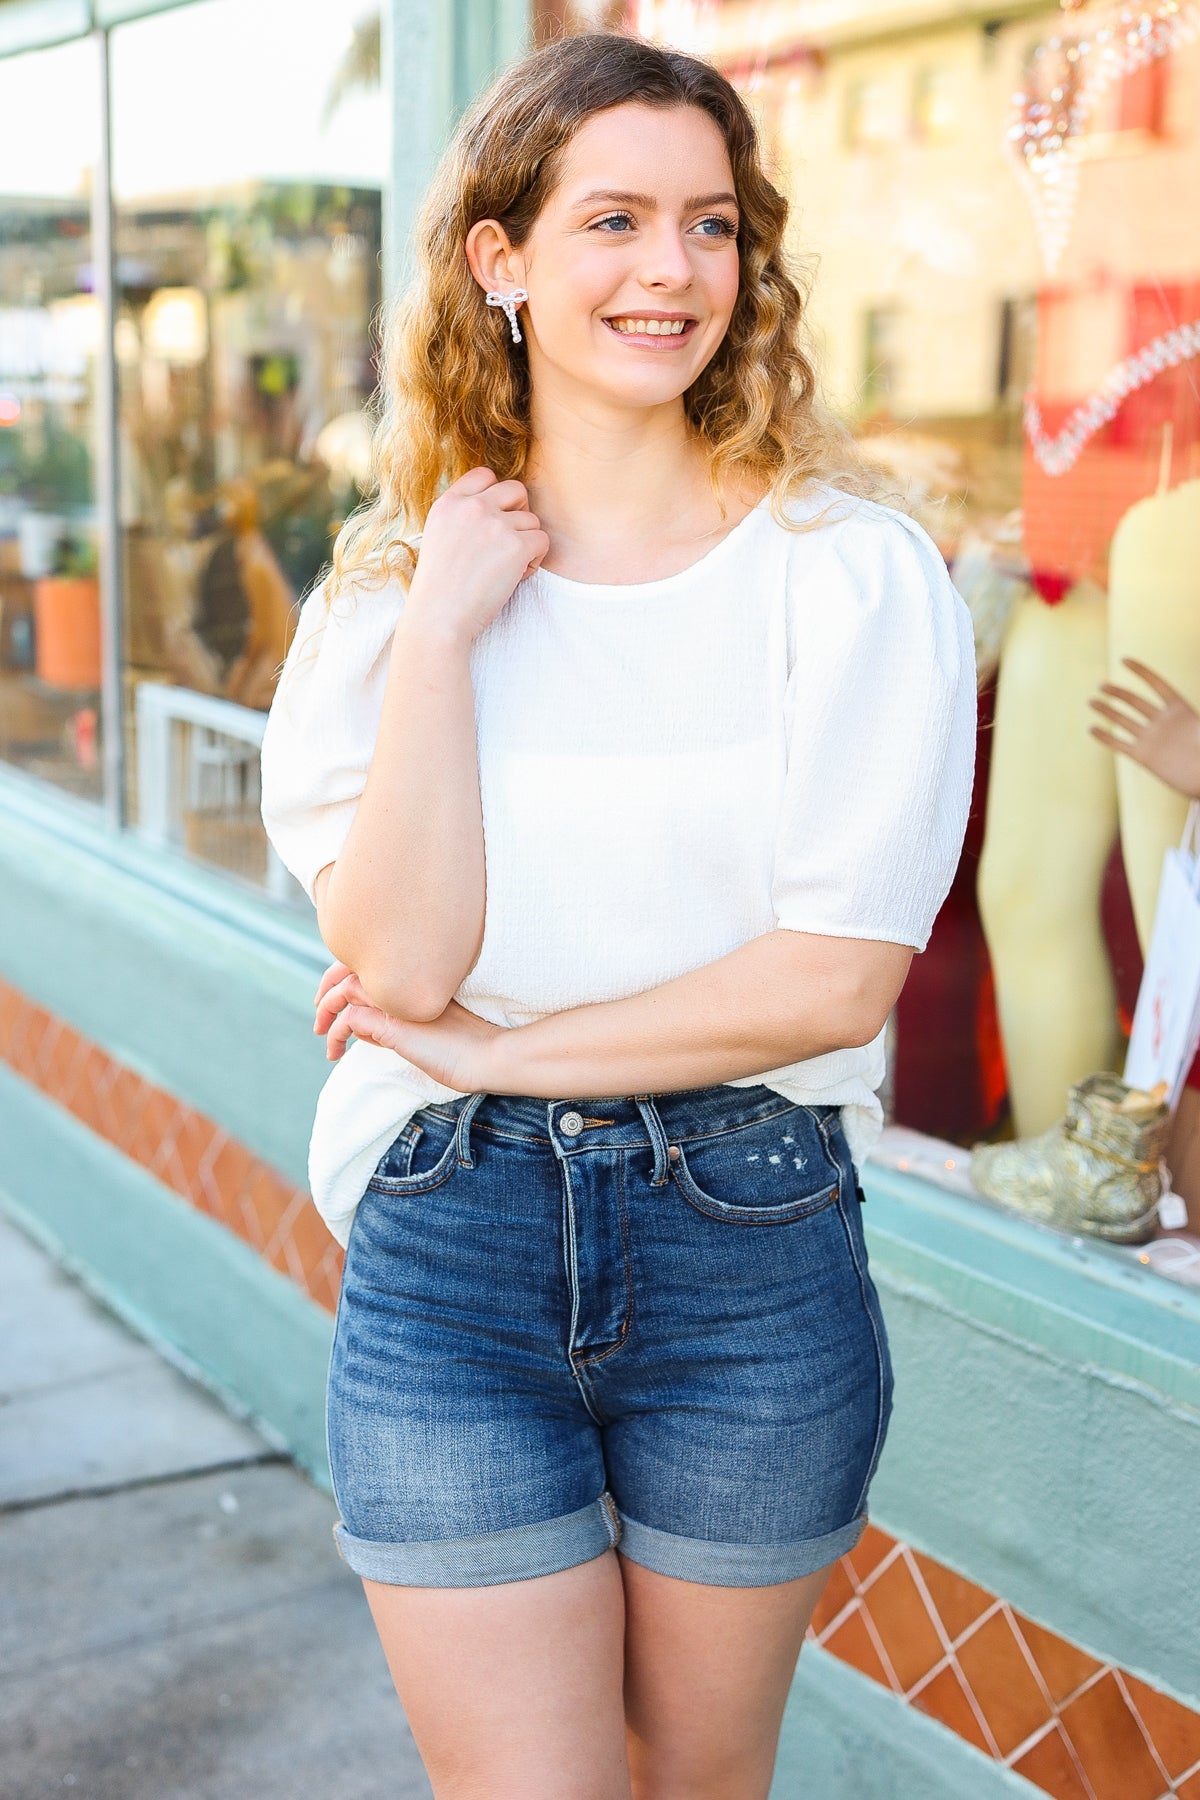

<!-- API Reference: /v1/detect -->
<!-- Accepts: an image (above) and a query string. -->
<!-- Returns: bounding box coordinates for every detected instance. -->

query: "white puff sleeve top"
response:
[261,482,978,1245]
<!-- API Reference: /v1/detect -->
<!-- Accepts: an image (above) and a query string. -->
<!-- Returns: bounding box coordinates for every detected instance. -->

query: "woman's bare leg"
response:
[621,1555,833,1800]
[361,1547,632,1800]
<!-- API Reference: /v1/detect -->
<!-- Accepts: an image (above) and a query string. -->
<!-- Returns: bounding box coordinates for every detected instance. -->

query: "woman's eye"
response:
[694,215,738,239]
[592,212,636,232]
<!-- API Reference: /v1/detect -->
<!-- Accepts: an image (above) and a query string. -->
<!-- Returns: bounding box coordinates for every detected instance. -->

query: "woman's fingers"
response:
[314,970,371,1033]
[314,960,354,1009]
[324,1004,360,1060]
[489,481,536,512]
[451,467,499,495]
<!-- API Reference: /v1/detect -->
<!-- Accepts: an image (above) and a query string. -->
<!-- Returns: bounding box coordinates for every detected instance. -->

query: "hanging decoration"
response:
[1006,0,1200,271]
[1024,316,1200,474]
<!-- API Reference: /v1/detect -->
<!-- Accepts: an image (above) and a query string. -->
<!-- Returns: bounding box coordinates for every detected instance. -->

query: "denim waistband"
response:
[423,1084,840,1186]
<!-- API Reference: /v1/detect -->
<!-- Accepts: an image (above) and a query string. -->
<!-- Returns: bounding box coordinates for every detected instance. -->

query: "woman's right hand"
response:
[404,466,550,645]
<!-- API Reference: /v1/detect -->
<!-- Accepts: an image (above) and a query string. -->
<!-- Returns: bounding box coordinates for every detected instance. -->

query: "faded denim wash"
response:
[327,1084,893,1588]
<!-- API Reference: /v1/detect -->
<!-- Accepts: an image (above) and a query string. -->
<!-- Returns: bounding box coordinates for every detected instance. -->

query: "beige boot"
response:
[970,1073,1171,1245]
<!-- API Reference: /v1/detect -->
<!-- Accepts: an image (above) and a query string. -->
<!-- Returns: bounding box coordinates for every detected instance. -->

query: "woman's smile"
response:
[602,311,700,346]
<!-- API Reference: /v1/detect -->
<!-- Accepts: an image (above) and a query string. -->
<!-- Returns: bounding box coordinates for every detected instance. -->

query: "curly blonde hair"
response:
[324,29,880,607]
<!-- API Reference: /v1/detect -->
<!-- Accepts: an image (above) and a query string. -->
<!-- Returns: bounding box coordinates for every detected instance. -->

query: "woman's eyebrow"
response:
[570,188,738,211]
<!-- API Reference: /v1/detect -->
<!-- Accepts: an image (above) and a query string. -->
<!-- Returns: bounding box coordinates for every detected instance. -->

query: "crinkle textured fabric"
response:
[326,1084,893,1587]
[260,481,978,1246]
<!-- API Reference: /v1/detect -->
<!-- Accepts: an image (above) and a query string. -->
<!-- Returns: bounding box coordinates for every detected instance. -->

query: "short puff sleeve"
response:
[770,498,977,953]
[259,573,406,904]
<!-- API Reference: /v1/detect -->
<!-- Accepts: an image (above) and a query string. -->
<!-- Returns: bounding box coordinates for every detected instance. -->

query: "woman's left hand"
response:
[313,960,507,1091]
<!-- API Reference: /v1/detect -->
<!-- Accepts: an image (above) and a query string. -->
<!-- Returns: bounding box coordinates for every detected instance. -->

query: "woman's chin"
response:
[584,362,699,411]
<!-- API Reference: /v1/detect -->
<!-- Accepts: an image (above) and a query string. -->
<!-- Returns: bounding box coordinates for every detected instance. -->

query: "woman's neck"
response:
[522,389,761,583]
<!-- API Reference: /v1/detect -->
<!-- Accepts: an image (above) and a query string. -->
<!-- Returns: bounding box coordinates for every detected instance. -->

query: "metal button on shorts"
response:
[559,1110,585,1137]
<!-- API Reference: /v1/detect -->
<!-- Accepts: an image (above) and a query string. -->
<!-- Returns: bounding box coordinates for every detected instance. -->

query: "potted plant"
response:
[16,422,92,579]
[34,531,101,690]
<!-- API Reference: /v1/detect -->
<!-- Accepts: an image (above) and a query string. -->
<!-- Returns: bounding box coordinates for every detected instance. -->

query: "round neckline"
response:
[533,494,771,599]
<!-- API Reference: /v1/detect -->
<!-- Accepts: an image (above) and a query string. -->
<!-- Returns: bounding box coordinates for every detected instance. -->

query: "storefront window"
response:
[0,37,104,802]
[630,1,1200,1178]
[110,0,385,898]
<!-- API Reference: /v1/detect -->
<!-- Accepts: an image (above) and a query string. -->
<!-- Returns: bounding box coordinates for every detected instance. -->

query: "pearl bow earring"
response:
[485,287,529,344]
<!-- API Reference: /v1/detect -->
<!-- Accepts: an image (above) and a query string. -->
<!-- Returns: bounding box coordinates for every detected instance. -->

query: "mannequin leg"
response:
[977,581,1121,1137]
[1107,476,1200,950]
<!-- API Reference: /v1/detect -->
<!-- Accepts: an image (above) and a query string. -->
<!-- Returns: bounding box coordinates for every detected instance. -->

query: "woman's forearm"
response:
[484,929,911,1097]
[321,613,485,1020]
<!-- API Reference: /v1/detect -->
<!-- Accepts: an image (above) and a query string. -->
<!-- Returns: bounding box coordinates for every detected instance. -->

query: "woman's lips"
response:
[602,317,699,347]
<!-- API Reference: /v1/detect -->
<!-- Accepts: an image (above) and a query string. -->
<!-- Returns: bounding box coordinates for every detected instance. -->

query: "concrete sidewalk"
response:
[0,1208,433,1800]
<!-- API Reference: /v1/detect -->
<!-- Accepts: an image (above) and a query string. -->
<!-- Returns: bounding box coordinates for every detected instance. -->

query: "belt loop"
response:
[633,1093,671,1185]
[455,1092,487,1169]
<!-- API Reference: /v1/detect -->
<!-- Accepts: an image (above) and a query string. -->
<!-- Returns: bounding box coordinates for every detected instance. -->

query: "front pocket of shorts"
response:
[670,1105,841,1224]
[365,1107,460,1195]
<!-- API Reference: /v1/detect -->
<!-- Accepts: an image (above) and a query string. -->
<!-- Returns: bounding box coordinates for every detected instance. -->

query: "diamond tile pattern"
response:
[0,975,343,1313]
[808,1529,1200,1799]
[4,974,1200,1797]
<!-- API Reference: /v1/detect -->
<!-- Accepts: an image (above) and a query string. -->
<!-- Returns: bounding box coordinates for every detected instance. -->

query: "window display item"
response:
[196,477,298,712]
[1007,0,1200,271]
[970,1071,1171,1244]
[1024,317,1200,477]
[33,574,101,690]
[948,514,1029,687]
[1124,803,1200,1107]
[1106,474,1200,947]
[976,579,1123,1137]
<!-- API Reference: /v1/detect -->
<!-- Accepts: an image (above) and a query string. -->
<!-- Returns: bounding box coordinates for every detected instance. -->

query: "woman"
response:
[260,30,977,1800]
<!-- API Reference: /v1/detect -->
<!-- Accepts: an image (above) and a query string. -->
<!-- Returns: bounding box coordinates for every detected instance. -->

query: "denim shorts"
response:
[326,1084,893,1589]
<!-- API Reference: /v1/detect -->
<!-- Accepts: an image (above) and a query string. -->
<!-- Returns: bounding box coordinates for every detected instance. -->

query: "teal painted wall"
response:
[0,1063,334,1483]
[862,1172,1200,1706]
[772,1647,1037,1800]
[0,776,328,1190]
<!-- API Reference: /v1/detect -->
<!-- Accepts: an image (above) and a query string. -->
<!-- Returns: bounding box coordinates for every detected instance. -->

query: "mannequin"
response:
[977,577,1122,1134]
[213,477,297,711]
[1107,465,1200,945]
[979,441,1200,1136]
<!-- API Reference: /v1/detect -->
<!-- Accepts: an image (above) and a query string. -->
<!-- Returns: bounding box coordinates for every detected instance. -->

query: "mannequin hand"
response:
[405,467,550,646]
[313,960,506,1091]
[1088,657,1200,800]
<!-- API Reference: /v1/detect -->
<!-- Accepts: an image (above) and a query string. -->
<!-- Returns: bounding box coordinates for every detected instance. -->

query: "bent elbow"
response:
[843,1005,889,1051]
[357,965,454,1024]
[842,949,914,1048]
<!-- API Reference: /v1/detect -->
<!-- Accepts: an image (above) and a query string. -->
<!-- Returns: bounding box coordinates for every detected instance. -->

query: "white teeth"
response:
[608,318,689,336]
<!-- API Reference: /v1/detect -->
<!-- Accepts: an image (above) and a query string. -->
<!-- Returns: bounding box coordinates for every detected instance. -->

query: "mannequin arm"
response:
[1089,656,1200,800]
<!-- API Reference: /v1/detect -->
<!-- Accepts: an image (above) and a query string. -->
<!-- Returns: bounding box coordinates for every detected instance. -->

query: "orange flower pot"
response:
[33,576,101,689]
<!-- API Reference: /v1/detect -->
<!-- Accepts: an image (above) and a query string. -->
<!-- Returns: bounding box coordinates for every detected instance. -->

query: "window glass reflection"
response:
[0,37,103,802]
[111,0,385,898]
[631,0,1200,1169]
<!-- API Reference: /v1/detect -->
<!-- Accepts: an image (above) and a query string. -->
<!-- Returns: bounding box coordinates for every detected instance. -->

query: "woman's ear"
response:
[465,218,526,296]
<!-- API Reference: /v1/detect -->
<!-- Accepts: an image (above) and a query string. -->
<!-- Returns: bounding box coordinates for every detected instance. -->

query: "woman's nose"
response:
[638,226,695,292]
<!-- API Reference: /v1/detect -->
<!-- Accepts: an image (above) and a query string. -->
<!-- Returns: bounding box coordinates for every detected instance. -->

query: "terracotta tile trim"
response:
[5,977,1200,1796]
[811,1524,1200,1799]
[0,974,343,1314]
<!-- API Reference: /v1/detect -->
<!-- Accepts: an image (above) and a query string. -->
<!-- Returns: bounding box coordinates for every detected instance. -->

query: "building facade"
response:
[1,2,1197,1796]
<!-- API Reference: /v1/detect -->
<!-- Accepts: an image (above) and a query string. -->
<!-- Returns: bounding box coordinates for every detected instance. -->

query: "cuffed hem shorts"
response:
[326,1085,893,1589]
